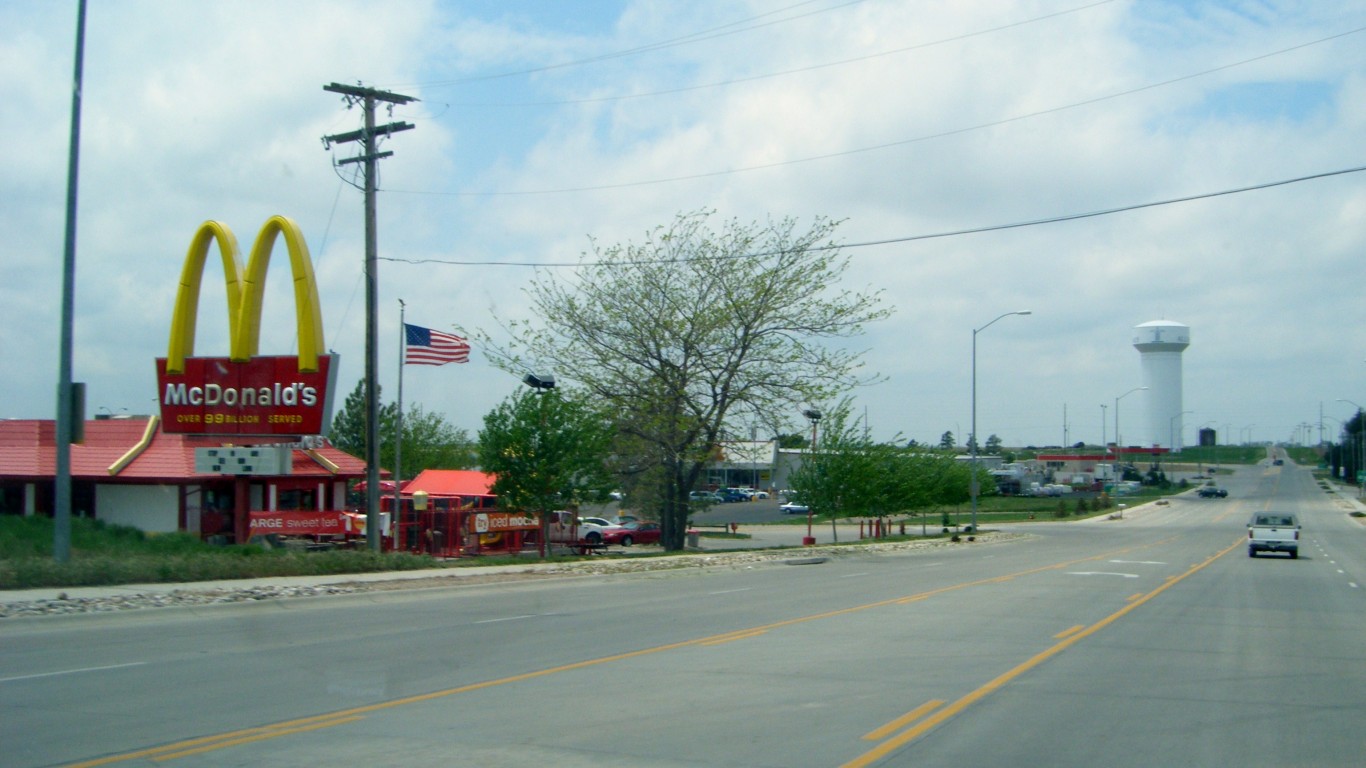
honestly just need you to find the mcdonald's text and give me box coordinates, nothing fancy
[162,381,319,409]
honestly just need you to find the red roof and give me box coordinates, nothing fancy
[403,469,496,497]
[0,417,366,482]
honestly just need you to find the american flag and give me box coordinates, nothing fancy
[404,323,470,365]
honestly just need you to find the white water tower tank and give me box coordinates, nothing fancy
[1132,320,1190,450]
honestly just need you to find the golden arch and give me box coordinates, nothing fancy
[166,215,326,375]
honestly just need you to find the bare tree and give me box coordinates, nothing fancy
[483,210,890,550]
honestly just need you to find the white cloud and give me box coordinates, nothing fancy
[3,0,1364,453]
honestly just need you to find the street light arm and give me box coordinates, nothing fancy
[974,309,1033,335]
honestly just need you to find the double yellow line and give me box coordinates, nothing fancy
[69,712,363,766]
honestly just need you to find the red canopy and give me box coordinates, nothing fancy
[403,469,495,497]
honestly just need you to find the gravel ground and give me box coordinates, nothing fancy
[1,533,1021,620]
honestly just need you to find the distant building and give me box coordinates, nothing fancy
[705,440,779,489]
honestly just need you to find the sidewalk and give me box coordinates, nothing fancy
[0,562,556,608]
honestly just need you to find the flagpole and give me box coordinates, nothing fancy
[394,299,405,550]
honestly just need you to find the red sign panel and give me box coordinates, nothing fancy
[247,510,351,538]
[472,512,539,533]
[156,354,337,436]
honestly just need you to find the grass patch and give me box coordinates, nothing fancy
[1,516,444,590]
[0,515,726,589]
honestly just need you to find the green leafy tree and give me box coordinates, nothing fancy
[482,210,890,550]
[328,380,474,479]
[939,431,955,450]
[327,380,398,464]
[775,433,809,450]
[399,404,476,474]
[789,404,879,542]
[791,402,974,540]
[477,387,616,556]
[985,434,1003,455]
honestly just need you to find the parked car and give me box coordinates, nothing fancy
[690,490,722,504]
[718,488,749,503]
[780,501,809,515]
[601,521,661,546]
[576,516,617,543]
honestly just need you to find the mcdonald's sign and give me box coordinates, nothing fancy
[156,216,338,436]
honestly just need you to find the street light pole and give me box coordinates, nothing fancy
[802,408,822,546]
[1169,410,1193,453]
[1336,399,1363,495]
[1114,386,1147,482]
[523,373,556,557]
[971,310,1031,540]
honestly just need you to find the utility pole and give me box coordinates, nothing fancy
[54,0,88,563]
[322,82,416,552]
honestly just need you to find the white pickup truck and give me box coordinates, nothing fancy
[546,510,614,554]
[1247,512,1300,559]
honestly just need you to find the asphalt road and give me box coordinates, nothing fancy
[3,461,1364,767]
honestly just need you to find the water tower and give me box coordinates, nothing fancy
[1132,320,1190,450]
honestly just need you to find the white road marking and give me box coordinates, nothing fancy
[1109,560,1166,565]
[474,614,538,624]
[708,587,754,595]
[1068,572,1140,578]
[0,661,147,684]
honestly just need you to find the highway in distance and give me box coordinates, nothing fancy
[2,460,1364,767]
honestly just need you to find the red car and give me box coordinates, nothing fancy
[600,521,661,546]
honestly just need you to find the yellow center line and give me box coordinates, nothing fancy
[839,536,1244,768]
[862,700,945,741]
[701,629,769,645]
[1053,624,1086,639]
[64,714,365,767]
[151,716,365,762]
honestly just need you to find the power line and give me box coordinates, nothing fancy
[398,0,869,89]
[436,0,1118,108]
[379,163,1366,268]
[386,23,1366,198]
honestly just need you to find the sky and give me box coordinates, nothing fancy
[3,0,1365,452]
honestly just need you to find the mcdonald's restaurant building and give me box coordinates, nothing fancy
[0,215,374,543]
[0,415,367,542]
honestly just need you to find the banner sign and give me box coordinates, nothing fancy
[472,512,539,533]
[157,216,336,436]
[247,510,350,538]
